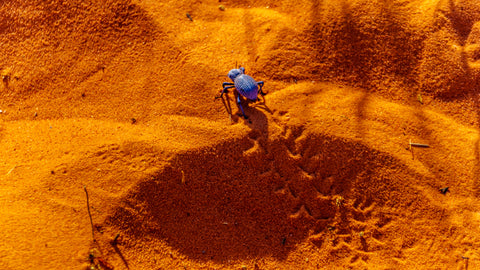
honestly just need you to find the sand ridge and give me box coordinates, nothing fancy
[1,0,480,269]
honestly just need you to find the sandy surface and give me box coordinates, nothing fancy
[1,0,480,269]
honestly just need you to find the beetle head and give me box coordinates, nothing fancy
[227,67,245,81]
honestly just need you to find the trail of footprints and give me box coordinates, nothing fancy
[244,121,391,263]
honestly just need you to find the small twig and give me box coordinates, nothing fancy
[6,165,16,175]
[409,142,430,148]
[112,233,120,246]
[409,139,429,160]
[112,235,130,269]
[84,185,95,242]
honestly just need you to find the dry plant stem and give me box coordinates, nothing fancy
[410,142,430,148]
[6,165,16,175]
[409,140,429,160]
[112,233,120,246]
[84,185,95,242]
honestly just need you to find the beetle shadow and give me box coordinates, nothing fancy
[217,92,234,121]
[244,94,272,143]
[253,94,272,114]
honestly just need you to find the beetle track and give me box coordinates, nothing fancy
[266,124,400,264]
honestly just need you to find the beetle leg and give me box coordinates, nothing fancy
[222,82,234,88]
[216,85,235,99]
[257,81,266,96]
[236,94,248,119]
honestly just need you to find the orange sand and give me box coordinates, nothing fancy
[1,0,480,269]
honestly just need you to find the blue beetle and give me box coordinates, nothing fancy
[216,67,265,119]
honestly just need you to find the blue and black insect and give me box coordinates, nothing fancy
[216,67,265,119]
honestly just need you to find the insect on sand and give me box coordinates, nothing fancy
[215,66,266,119]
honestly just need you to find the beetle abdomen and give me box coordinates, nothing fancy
[235,74,259,100]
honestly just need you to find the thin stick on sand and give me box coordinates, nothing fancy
[409,139,430,160]
[84,185,95,242]
[6,165,16,175]
[409,142,430,148]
